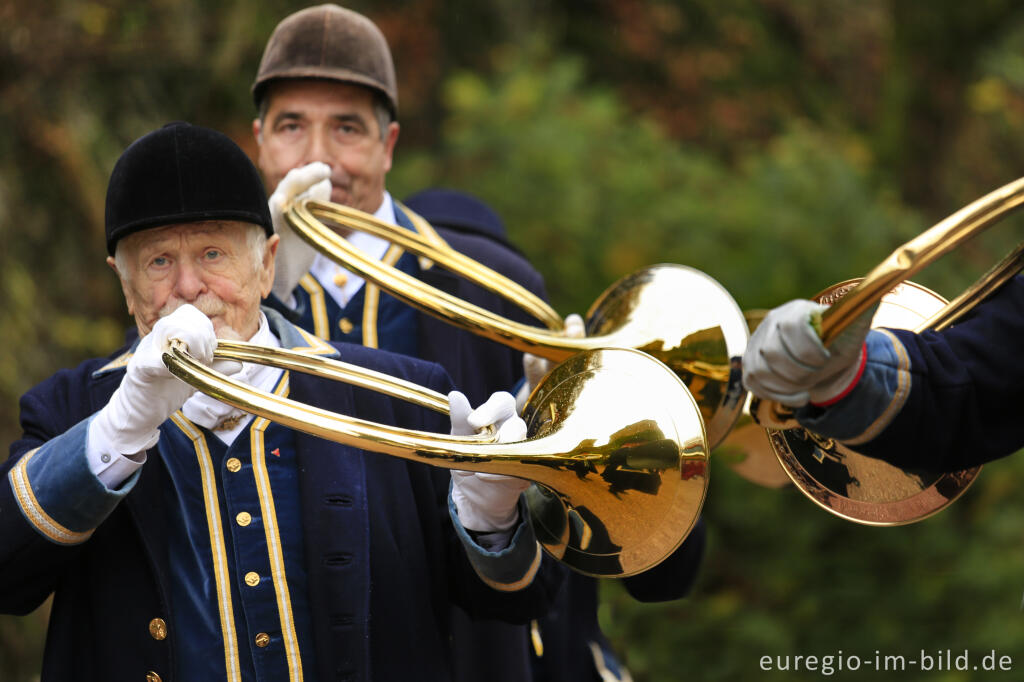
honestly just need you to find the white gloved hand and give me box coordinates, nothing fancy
[90,304,217,454]
[742,299,874,408]
[516,313,585,412]
[269,162,332,302]
[449,390,530,532]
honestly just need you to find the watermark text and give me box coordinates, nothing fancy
[759,650,1013,676]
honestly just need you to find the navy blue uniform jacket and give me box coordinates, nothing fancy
[0,330,561,681]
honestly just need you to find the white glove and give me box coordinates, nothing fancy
[449,390,530,532]
[516,313,585,412]
[269,162,332,302]
[90,304,217,454]
[742,299,874,407]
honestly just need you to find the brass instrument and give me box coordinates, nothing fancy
[284,199,749,450]
[163,341,709,578]
[753,176,1024,525]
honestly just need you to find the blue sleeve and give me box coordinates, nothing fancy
[448,493,547,592]
[7,417,140,546]
[1,360,137,615]
[797,276,1024,471]
[796,329,912,444]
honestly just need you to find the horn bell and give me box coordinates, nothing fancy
[164,341,709,577]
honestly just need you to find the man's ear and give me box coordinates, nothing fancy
[259,234,280,299]
[107,255,135,316]
[253,117,263,146]
[381,121,400,174]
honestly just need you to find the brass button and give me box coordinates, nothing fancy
[254,632,271,648]
[236,511,252,527]
[146,671,162,682]
[338,317,354,334]
[226,457,242,473]
[148,618,167,641]
[244,571,261,587]
[333,272,349,287]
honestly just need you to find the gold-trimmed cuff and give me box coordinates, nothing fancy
[9,449,94,545]
[844,328,912,446]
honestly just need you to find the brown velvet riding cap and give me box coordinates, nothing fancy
[252,4,398,118]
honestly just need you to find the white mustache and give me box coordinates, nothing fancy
[158,293,226,320]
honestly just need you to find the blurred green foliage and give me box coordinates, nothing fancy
[392,47,931,314]
[4,1,1024,680]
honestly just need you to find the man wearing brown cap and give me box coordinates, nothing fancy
[250,6,560,681]
[251,5,548,405]
[0,122,561,682]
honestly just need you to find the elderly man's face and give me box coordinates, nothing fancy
[108,221,279,339]
[253,80,399,215]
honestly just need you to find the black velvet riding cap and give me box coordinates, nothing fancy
[105,122,273,255]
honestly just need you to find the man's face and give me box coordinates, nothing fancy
[108,221,279,340]
[254,80,400,214]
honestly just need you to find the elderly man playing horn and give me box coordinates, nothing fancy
[0,122,562,682]
[742,279,1024,471]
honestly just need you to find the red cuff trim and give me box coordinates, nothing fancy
[811,343,867,408]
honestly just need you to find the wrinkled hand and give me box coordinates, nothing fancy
[449,390,530,532]
[269,162,332,302]
[516,313,585,412]
[91,305,217,454]
[742,299,874,407]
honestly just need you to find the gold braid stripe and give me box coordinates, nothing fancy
[9,448,94,545]
[845,328,913,446]
[250,373,305,681]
